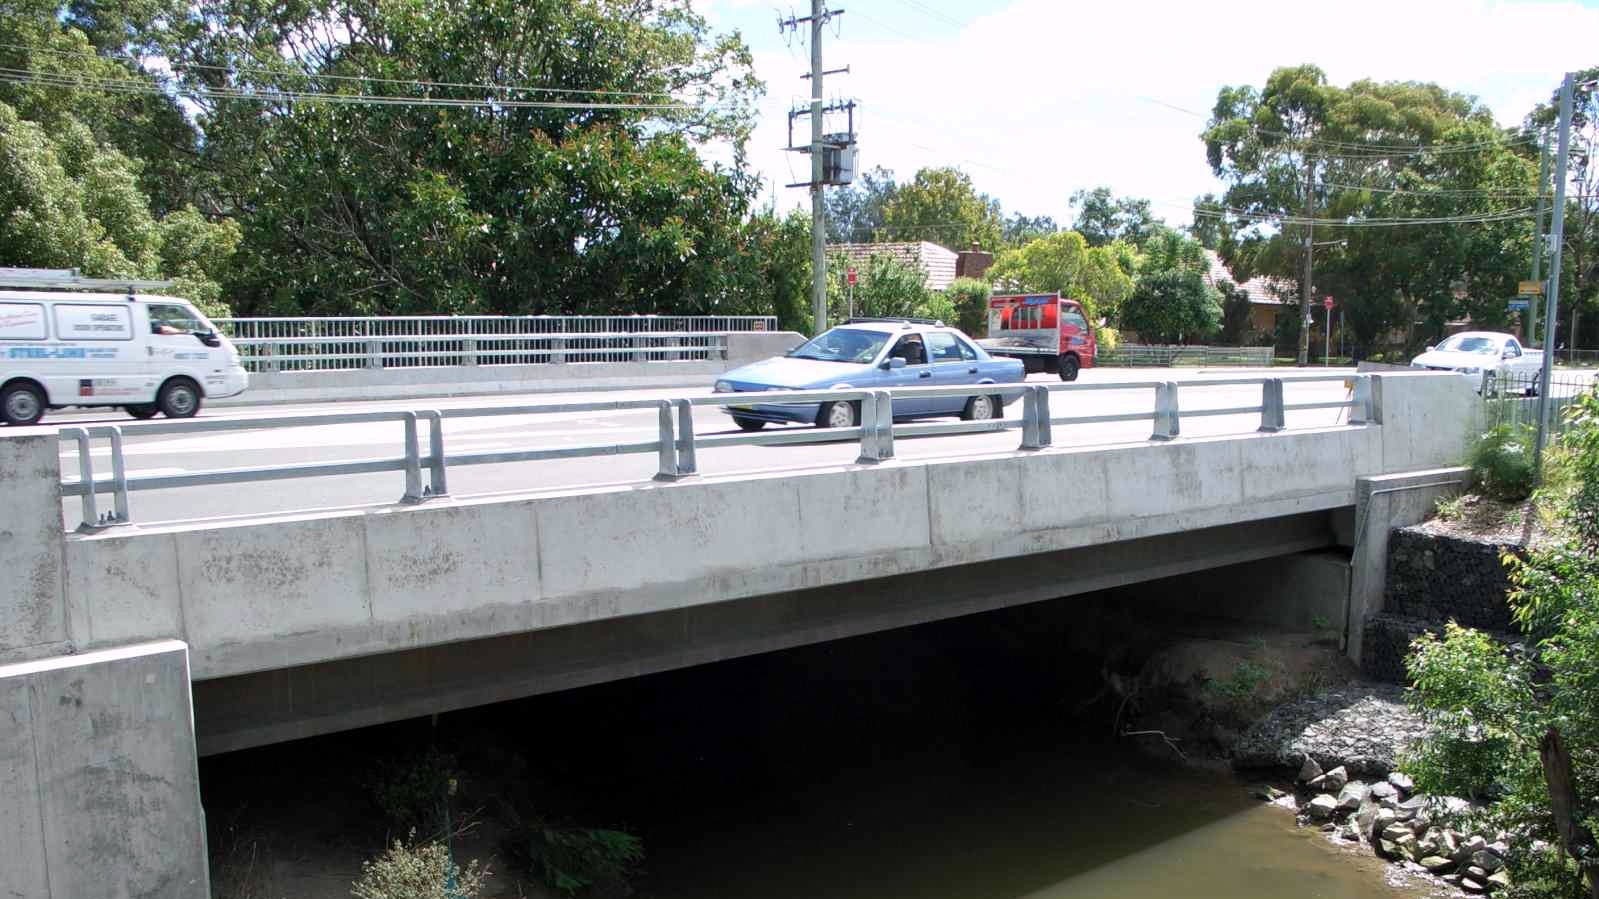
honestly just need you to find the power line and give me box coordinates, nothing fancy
[1139,96,1536,155]
[0,68,693,111]
[887,0,965,28]
[0,41,679,99]
[1190,204,1535,228]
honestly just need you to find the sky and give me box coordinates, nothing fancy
[699,0,1599,235]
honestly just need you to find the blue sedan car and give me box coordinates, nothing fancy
[712,319,1027,430]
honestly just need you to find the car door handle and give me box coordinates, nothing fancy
[918,370,932,378]
[968,367,978,374]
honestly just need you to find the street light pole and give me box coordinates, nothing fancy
[1534,73,1574,483]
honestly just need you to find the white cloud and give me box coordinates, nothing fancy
[730,0,1598,231]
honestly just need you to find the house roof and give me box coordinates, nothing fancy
[829,241,959,292]
[1202,250,1294,306]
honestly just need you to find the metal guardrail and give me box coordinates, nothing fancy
[1482,369,1598,439]
[57,375,1371,529]
[1096,345,1275,368]
[212,315,777,373]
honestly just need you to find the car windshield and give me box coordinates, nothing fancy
[787,327,889,363]
[1437,336,1500,354]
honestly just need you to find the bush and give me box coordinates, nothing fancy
[369,748,459,840]
[351,839,485,899]
[1121,269,1221,344]
[521,826,644,897]
[1468,424,1537,502]
[945,277,991,335]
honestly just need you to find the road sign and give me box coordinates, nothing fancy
[1519,280,1545,296]
[847,267,857,286]
[1323,296,1335,310]
[1508,298,1531,312]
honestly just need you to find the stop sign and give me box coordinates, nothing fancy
[847,267,858,286]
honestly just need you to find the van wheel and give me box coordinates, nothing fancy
[157,378,202,418]
[1058,353,1080,381]
[1,381,46,426]
[126,404,159,420]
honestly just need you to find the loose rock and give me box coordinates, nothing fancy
[1420,855,1456,874]
[1335,781,1367,814]
[1367,781,1399,802]
[1388,771,1415,795]
[1298,755,1324,783]
[1472,850,1503,873]
[1306,794,1339,820]
[1308,765,1350,793]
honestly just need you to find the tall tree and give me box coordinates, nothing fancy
[825,166,897,244]
[1002,212,1058,247]
[876,167,1004,251]
[1204,65,1536,357]
[1069,186,1160,248]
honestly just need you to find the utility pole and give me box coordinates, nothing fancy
[1298,154,1316,367]
[1530,132,1550,345]
[779,4,852,337]
[1534,72,1574,482]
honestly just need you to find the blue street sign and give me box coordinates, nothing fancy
[1508,298,1531,312]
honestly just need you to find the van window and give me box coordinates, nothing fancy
[53,304,132,341]
[0,302,48,340]
[147,303,208,336]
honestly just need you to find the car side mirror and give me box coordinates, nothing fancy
[882,357,907,370]
[195,330,221,348]
[1425,345,1435,352]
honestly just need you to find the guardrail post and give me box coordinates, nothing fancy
[1258,378,1285,432]
[106,426,130,524]
[366,338,383,370]
[400,412,425,503]
[673,399,697,476]
[719,335,730,362]
[633,335,647,363]
[422,410,448,497]
[873,390,895,460]
[1349,375,1374,425]
[1021,385,1053,449]
[1151,381,1180,440]
[65,429,98,527]
[464,337,479,367]
[856,393,881,463]
[653,401,680,480]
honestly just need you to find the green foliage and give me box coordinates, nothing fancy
[1205,660,1270,702]
[945,277,991,335]
[827,251,929,323]
[1556,383,1599,545]
[826,166,897,244]
[1405,390,1599,897]
[1468,424,1537,502]
[523,826,644,897]
[1217,280,1254,346]
[986,230,1133,332]
[1121,270,1222,344]
[1138,226,1207,276]
[369,748,459,841]
[350,838,485,899]
[1068,187,1160,248]
[877,167,1003,251]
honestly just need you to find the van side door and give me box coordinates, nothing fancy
[45,302,143,404]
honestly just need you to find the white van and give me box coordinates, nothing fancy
[0,278,248,426]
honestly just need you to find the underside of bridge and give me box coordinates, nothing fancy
[194,509,1346,755]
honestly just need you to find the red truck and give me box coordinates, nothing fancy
[975,292,1097,381]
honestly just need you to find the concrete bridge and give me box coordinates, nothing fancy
[0,370,1476,898]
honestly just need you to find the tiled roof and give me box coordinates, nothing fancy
[829,241,959,291]
[1202,249,1294,306]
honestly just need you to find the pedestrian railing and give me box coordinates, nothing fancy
[58,375,1370,529]
[212,315,777,372]
[1482,370,1598,439]
[1097,345,1275,368]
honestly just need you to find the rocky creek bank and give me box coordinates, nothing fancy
[1233,684,1516,895]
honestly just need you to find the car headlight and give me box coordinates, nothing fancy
[714,380,733,393]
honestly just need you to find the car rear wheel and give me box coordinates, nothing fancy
[733,416,766,432]
[1,381,46,426]
[961,394,998,421]
[816,401,858,429]
[1058,353,1080,381]
[157,377,202,418]
[125,404,158,420]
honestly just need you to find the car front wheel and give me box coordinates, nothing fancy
[733,416,766,432]
[816,401,859,429]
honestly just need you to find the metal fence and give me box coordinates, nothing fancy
[1483,370,1598,439]
[212,315,778,373]
[59,375,1369,528]
[1097,345,1275,368]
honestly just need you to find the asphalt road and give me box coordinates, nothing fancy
[42,366,1565,530]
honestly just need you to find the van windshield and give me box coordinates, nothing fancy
[147,302,209,336]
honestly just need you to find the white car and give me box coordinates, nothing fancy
[1410,331,1543,394]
